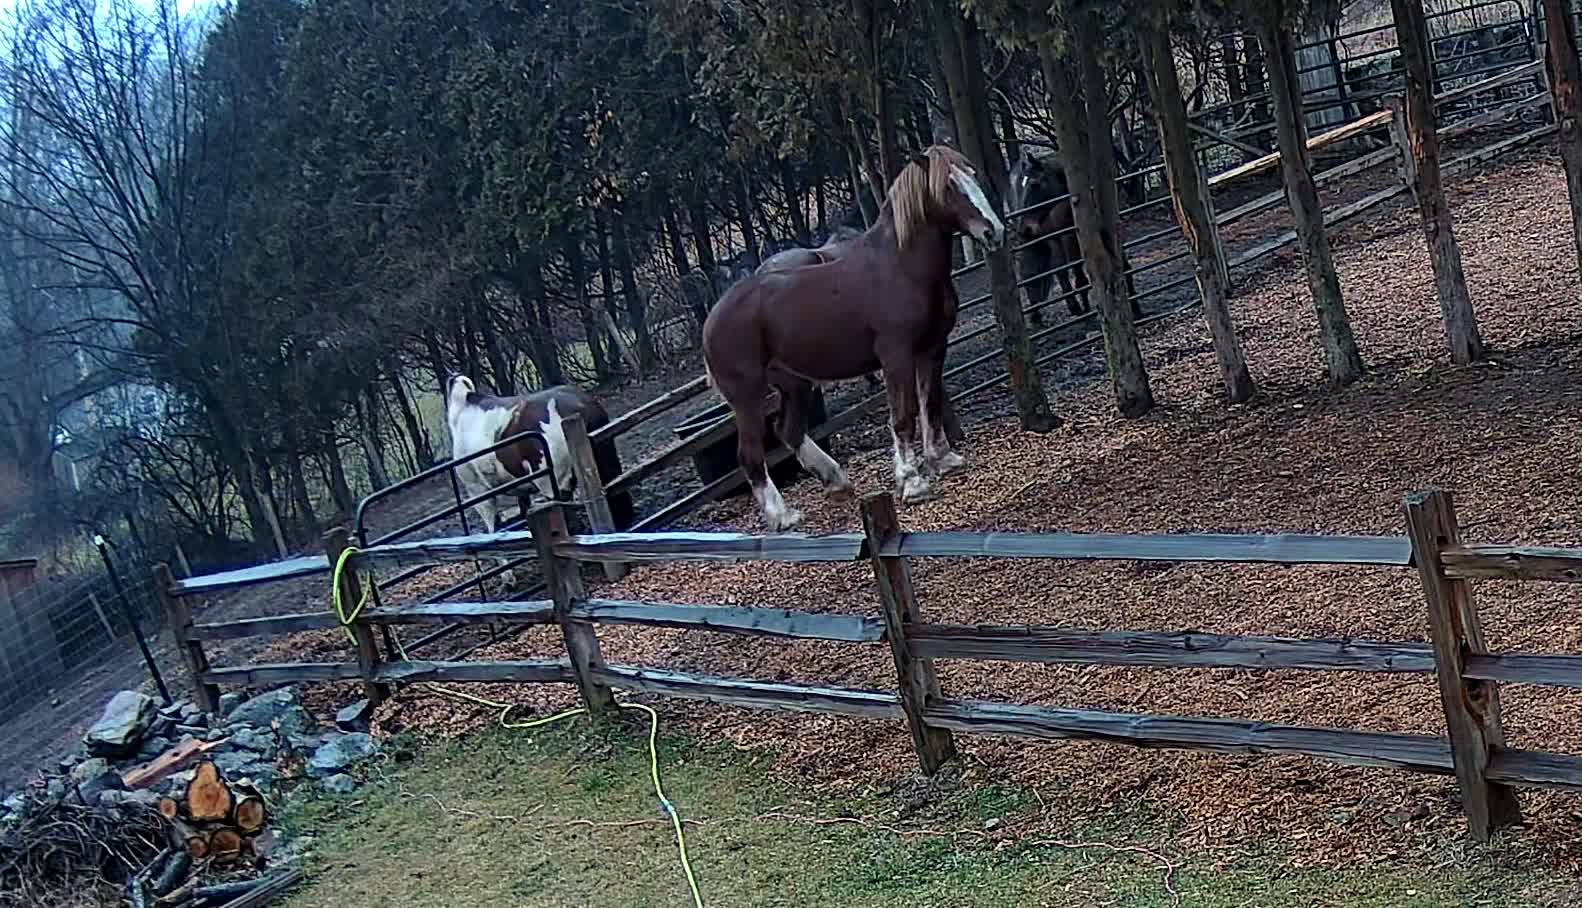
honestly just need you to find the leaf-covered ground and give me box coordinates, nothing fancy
[366,144,1582,871]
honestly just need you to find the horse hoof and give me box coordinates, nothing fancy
[766,508,805,532]
[933,452,968,476]
[827,478,856,500]
[900,477,935,505]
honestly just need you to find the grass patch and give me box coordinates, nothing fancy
[279,717,1579,908]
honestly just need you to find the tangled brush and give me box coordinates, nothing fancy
[0,786,165,908]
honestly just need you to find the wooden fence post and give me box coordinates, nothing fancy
[529,503,615,714]
[1403,490,1521,840]
[153,563,220,714]
[860,492,956,774]
[561,413,626,581]
[325,528,391,706]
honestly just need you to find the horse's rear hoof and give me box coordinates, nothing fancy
[933,451,968,476]
[900,476,935,505]
[766,508,805,532]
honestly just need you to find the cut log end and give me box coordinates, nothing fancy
[158,797,180,821]
[234,796,267,833]
[186,761,234,822]
[208,828,245,863]
[185,835,209,860]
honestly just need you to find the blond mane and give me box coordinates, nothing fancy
[888,145,975,249]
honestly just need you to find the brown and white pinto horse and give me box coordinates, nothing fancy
[445,375,635,535]
[702,145,1005,531]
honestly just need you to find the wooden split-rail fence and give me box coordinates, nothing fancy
[159,487,1582,841]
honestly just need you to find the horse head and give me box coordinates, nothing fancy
[446,373,477,416]
[892,145,1004,253]
[1008,149,1072,243]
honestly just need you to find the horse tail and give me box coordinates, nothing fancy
[583,406,636,531]
[594,436,636,530]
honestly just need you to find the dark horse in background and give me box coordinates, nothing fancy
[445,375,636,534]
[702,145,1005,531]
[1007,147,1141,320]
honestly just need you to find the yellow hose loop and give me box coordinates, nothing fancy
[330,545,371,643]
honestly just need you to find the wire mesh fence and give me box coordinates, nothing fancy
[0,547,172,793]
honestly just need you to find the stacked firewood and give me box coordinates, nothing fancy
[157,762,270,865]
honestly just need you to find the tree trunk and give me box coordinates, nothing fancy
[733,169,759,254]
[1543,0,1582,275]
[686,193,718,279]
[850,117,888,205]
[326,439,356,513]
[1222,34,1246,121]
[1389,0,1485,365]
[387,358,434,466]
[1256,19,1364,386]
[210,407,277,558]
[853,0,902,183]
[360,388,391,485]
[661,204,708,331]
[932,0,1057,431]
[848,146,879,225]
[815,176,828,234]
[594,210,622,327]
[1036,21,1154,418]
[612,210,656,373]
[926,53,958,144]
[456,294,482,381]
[1144,21,1256,403]
[475,294,515,394]
[517,255,565,386]
[997,94,1020,164]
[247,448,289,558]
[779,159,810,243]
[1245,35,1271,151]
[421,331,447,396]
[282,427,316,534]
[564,231,609,381]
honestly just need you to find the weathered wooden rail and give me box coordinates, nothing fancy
[158,488,1582,842]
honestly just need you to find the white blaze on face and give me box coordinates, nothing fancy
[950,164,1004,245]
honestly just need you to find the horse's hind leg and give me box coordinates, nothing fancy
[882,355,933,505]
[721,379,802,531]
[916,347,965,477]
[772,374,852,498]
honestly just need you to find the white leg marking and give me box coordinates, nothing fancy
[915,373,966,477]
[795,437,852,497]
[892,428,933,504]
[752,477,803,532]
[916,373,941,466]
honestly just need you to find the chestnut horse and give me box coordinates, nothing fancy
[702,145,1005,531]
